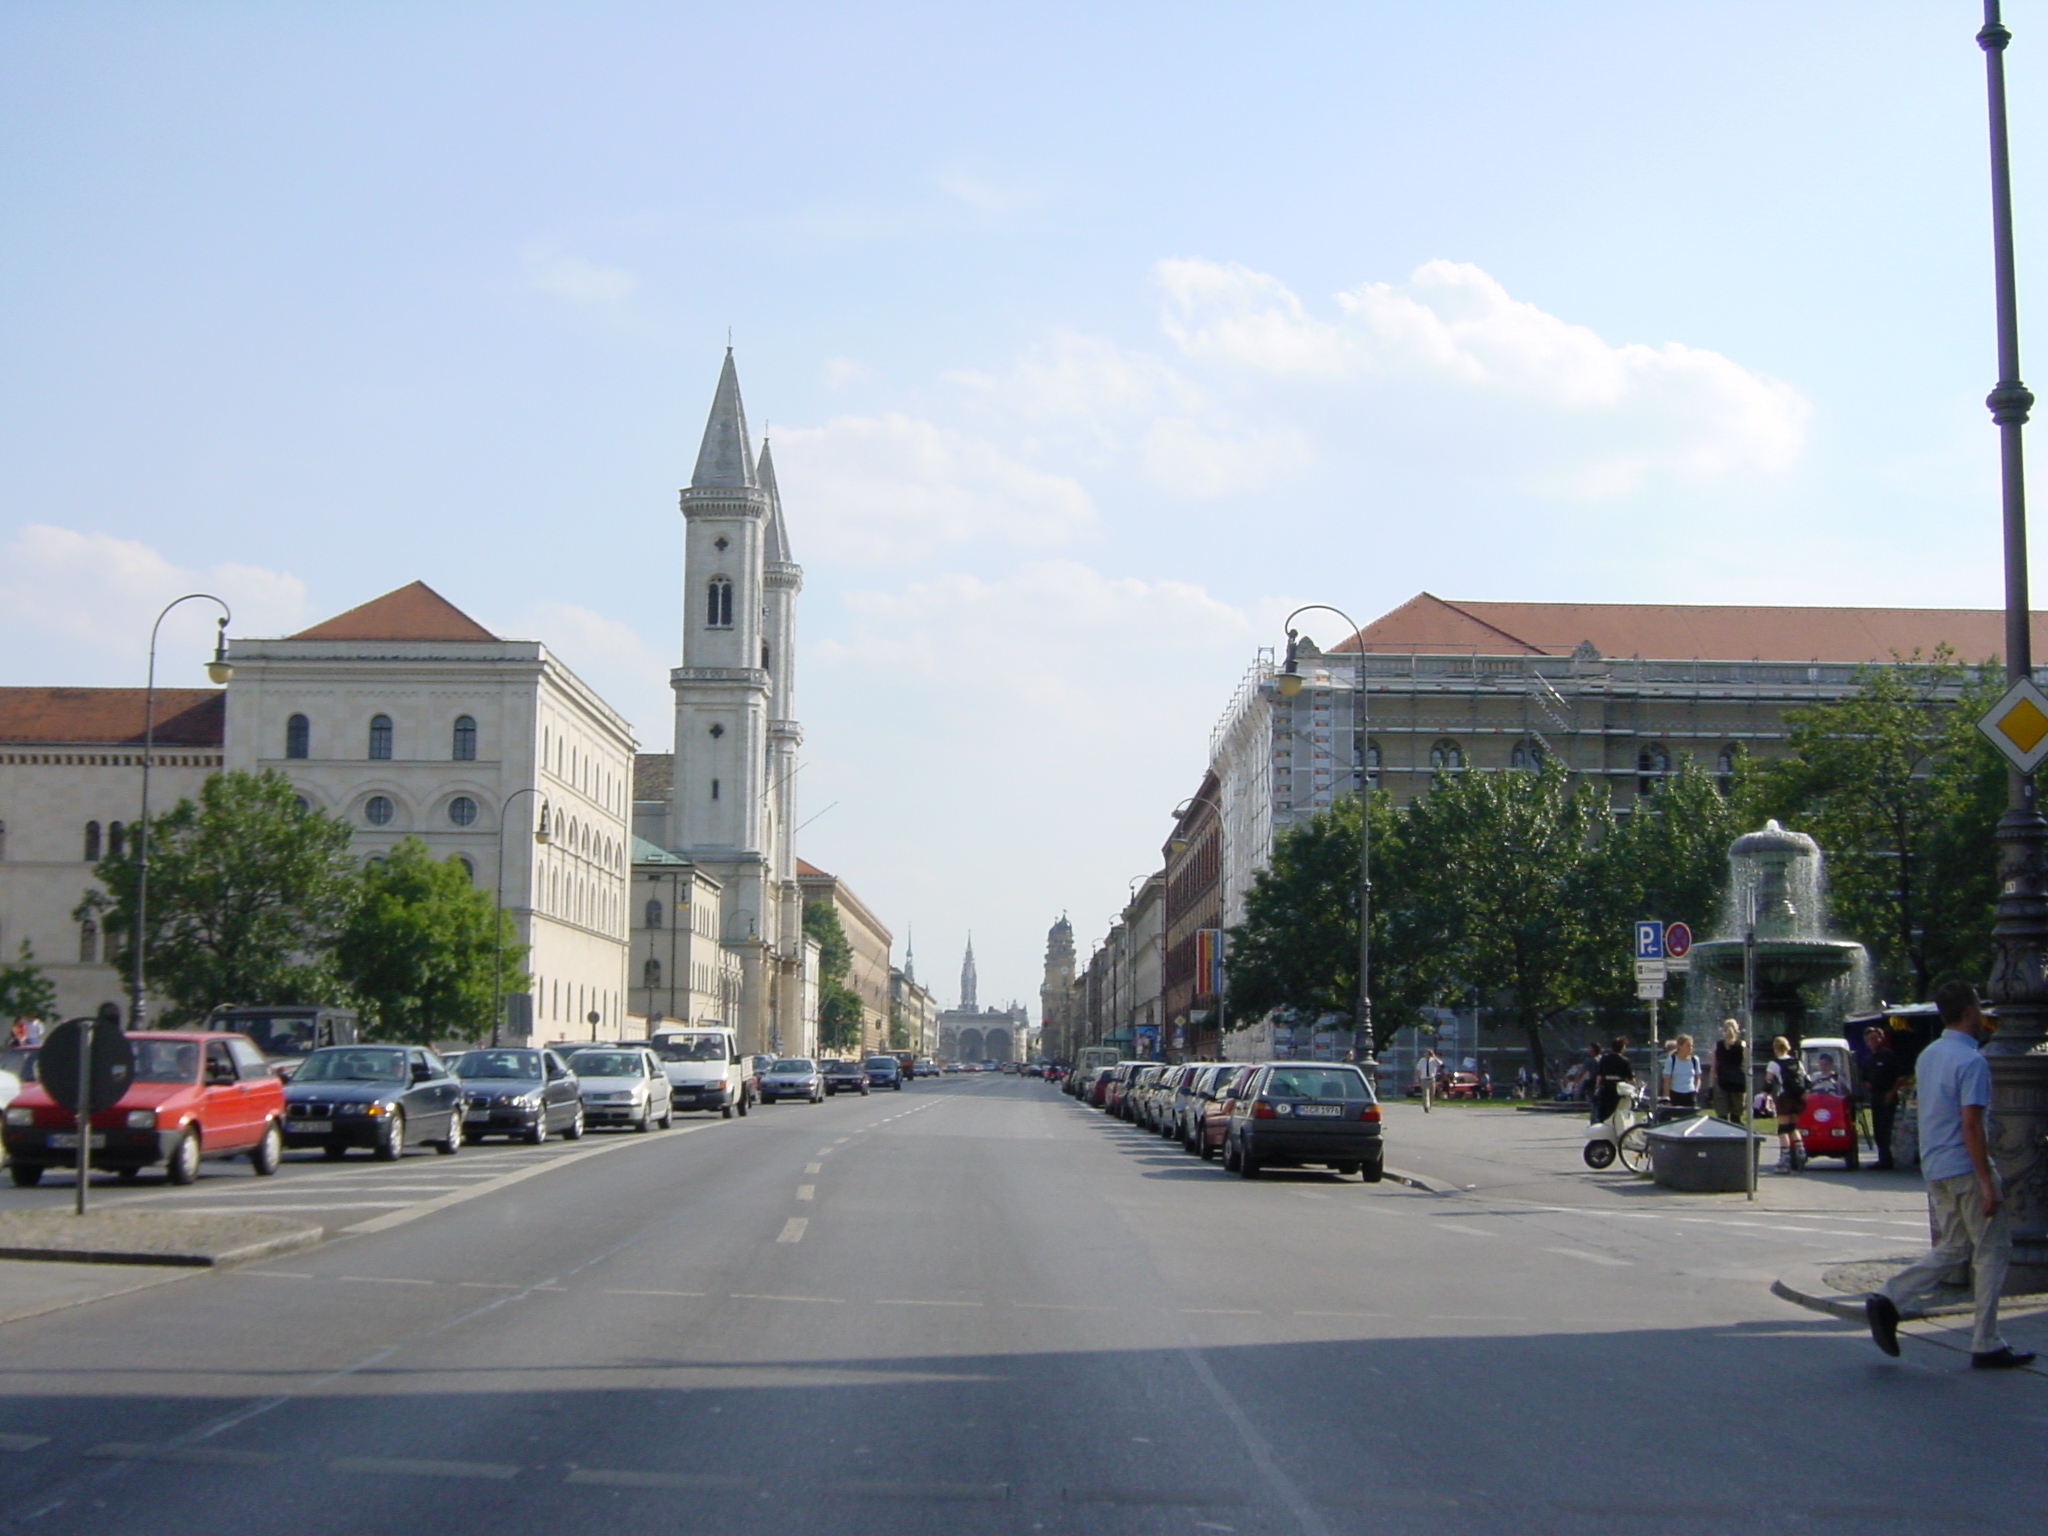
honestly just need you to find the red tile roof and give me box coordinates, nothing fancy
[0,688,224,746]
[290,581,498,643]
[796,858,829,878]
[1338,592,2047,664]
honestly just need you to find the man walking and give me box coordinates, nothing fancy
[1414,1047,1441,1112]
[1866,982,2035,1369]
[1862,1024,1901,1172]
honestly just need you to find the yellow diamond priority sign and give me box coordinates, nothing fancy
[1978,676,2048,773]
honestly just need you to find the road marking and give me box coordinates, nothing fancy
[1427,1314,1527,1322]
[805,1162,822,1174]
[1180,1308,1261,1316]
[457,1281,519,1289]
[0,1434,49,1452]
[568,1468,751,1489]
[1292,1310,1392,1319]
[816,1148,834,1157]
[1012,1302,1115,1311]
[731,1292,842,1303]
[330,1455,517,1480]
[86,1442,279,1467]
[777,1217,808,1243]
[829,1480,1009,1501]
[158,1202,413,1213]
[336,1275,434,1286]
[604,1288,705,1297]
[1433,1223,1495,1238]
[796,1185,815,1201]
[1544,1248,1632,1267]
[244,1271,314,1280]
[875,1298,983,1307]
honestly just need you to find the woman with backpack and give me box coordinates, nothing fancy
[1767,1035,1808,1171]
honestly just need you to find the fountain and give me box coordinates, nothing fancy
[1689,821,1870,1044]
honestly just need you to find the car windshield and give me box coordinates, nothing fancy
[652,1034,727,1062]
[293,1049,408,1084]
[770,1059,814,1072]
[1264,1067,1371,1101]
[130,1039,202,1083]
[569,1052,644,1077]
[865,1059,896,1071]
[452,1050,542,1080]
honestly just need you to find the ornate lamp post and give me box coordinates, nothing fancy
[1977,1,2048,1274]
[1274,602,1375,1067]
[131,595,233,1026]
[492,789,551,1047]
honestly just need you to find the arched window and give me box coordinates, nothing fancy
[1362,737,1383,783]
[368,715,393,760]
[364,795,395,827]
[645,898,663,931]
[107,822,125,859]
[1510,737,1546,771]
[285,713,310,759]
[79,919,98,964]
[1429,739,1465,773]
[453,715,477,761]
[455,856,475,882]
[1637,742,1671,796]
[643,958,662,990]
[83,821,102,862]
[447,796,478,827]
[706,576,734,629]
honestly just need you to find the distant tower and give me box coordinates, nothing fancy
[960,935,978,1011]
[1041,913,1077,1061]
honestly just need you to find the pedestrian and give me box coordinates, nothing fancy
[23,1017,42,1047]
[1866,982,2036,1370]
[1767,1036,1807,1171]
[1593,1036,1633,1125]
[1414,1047,1441,1112]
[1661,1034,1704,1110]
[1863,1024,1901,1172]
[1711,1019,1746,1121]
[1584,1042,1605,1122]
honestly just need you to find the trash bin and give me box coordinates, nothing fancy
[1645,1113,1762,1192]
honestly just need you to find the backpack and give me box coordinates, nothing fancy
[1775,1053,1807,1098]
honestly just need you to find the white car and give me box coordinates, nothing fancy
[564,1046,673,1132]
[758,1058,824,1104]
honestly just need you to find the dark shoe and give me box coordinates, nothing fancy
[1971,1346,2037,1370]
[1866,1294,1901,1357]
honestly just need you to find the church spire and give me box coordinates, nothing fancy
[759,437,792,562]
[961,935,978,1011]
[691,348,758,490]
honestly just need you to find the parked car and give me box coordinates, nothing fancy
[647,1026,750,1118]
[1169,1064,1226,1149]
[822,1059,870,1096]
[566,1046,673,1132]
[913,1058,938,1078]
[1197,1065,1261,1161]
[282,1045,466,1159]
[4,1032,285,1186]
[449,1047,584,1143]
[863,1055,904,1091]
[759,1058,824,1104]
[1223,1061,1384,1182]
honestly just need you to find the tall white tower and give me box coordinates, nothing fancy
[960,936,978,1012]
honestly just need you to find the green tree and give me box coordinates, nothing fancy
[0,942,58,1023]
[804,898,863,1052]
[334,838,526,1045]
[83,770,358,1024]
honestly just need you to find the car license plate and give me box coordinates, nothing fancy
[1297,1105,1343,1117]
[47,1133,107,1149]
[293,1120,333,1134]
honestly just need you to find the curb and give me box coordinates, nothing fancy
[1383,1166,1460,1195]
[0,1223,322,1270]
[1771,1261,1868,1319]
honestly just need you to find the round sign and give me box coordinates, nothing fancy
[39,1015,136,1117]
[1665,922,1693,959]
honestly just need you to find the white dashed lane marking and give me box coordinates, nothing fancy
[1543,1248,1632,1267]
[796,1185,815,1201]
[776,1217,808,1243]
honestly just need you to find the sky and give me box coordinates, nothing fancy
[4,2,2046,1013]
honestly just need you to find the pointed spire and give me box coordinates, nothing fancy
[961,934,978,1011]
[759,437,793,561]
[690,348,758,490]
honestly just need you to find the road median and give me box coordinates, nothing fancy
[0,1209,321,1269]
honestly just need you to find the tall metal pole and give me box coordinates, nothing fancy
[131,596,231,1027]
[1979,1,2048,1271]
[492,788,549,1048]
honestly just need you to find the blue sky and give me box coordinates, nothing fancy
[3,2,2043,1010]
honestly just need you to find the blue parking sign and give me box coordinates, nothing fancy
[1634,921,1664,959]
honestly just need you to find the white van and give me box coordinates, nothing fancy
[649,1027,751,1118]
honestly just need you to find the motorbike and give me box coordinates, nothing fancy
[1583,1080,1651,1172]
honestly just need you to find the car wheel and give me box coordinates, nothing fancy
[1221,1136,1239,1173]
[859,1086,868,1097]
[434,1111,463,1156]
[719,1095,734,1120]
[166,1128,202,1185]
[251,1120,283,1175]
[633,1106,650,1133]
[1237,1146,1261,1180]
[9,1163,44,1187]
[323,1140,348,1160]
[523,1117,547,1146]
[1199,1134,1216,1162]
[660,1102,675,1130]
[1361,1158,1384,1184]
[736,1090,749,1117]
[374,1110,405,1161]
[562,1107,584,1141]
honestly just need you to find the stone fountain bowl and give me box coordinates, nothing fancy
[1689,935,1863,989]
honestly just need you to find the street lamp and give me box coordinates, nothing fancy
[1276,603,1374,1068]
[492,789,551,1047]
[131,595,232,1026]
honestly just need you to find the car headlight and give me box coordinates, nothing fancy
[510,1093,541,1110]
[4,1106,32,1127]
[125,1109,157,1130]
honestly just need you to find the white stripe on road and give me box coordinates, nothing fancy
[329,1455,518,1480]
[796,1185,815,1201]
[1543,1248,1632,1267]
[776,1217,808,1243]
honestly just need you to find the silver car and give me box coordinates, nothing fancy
[564,1046,673,1132]
[759,1057,824,1104]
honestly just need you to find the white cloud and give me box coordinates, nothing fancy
[0,524,308,684]
[520,245,639,305]
[1155,258,1348,377]
[775,413,1095,564]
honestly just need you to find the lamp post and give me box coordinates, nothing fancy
[1275,603,1374,1068]
[131,595,233,1027]
[492,789,551,1047]
[1169,793,1226,1059]
[1978,1,2048,1267]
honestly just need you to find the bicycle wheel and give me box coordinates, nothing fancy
[1617,1123,1651,1174]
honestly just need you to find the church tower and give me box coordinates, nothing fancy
[960,936,978,1011]
[1041,914,1077,1062]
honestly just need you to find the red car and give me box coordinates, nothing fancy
[1197,1065,1261,1160]
[2,1032,286,1187]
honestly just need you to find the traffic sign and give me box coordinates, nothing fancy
[1977,676,2048,772]
[1633,921,1664,960]
[40,1016,134,1118]
[1636,976,1666,1001]
[1634,959,1668,982]
[1665,921,1693,973]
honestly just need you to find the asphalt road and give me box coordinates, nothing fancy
[0,1077,2038,1535]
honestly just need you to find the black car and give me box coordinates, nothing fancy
[1223,1062,1383,1182]
[450,1047,585,1143]
[821,1059,869,1096]
[282,1045,466,1159]
[862,1055,904,1091]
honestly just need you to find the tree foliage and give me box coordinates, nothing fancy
[83,771,358,1025]
[0,943,58,1023]
[804,898,863,1051]
[334,838,526,1045]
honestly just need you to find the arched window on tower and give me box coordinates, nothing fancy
[645,898,663,931]
[285,713,310,759]
[1510,738,1546,772]
[79,918,98,964]
[83,822,101,862]
[108,821,125,859]
[453,715,477,761]
[1716,743,1742,794]
[1637,742,1671,796]
[1429,739,1464,774]
[643,958,662,990]
[707,576,734,629]
[369,714,393,760]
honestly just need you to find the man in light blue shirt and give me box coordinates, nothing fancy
[1866,982,2034,1369]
